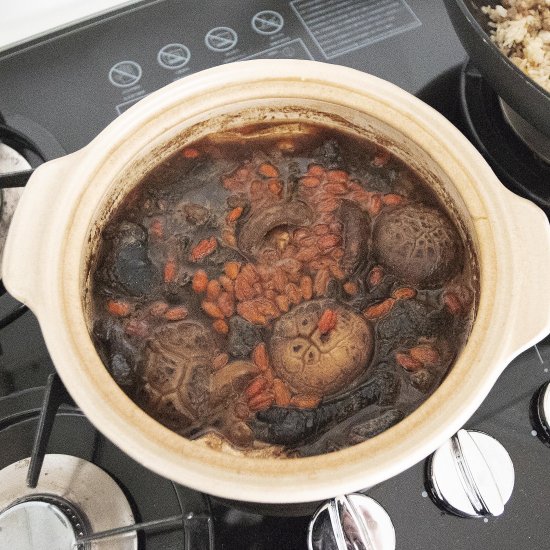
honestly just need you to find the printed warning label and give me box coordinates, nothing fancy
[290,0,421,59]
[243,39,314,61]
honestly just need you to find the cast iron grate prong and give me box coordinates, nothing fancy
[73,512,213,546]
[0,168,34,189]
[0,301,28,331]
[0,278,28,338]
[0,119,46,164]
[27,372,72,488]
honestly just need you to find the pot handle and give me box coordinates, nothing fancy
[504,194,550,361]
[2,153,79,312]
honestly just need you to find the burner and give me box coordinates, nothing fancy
[426,429,514,518]
[0,454,137,549]
[0,380,213,549]
[460,60,550,214]
[0,501,81,550]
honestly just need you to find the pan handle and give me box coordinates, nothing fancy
[504,194,550,362]
[1,153,80,312]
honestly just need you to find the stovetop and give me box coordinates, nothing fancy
[1,1,550,549]
[0,0,464,153]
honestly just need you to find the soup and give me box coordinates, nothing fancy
[89,122,478,457]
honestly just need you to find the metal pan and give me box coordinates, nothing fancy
[443,0,550,137]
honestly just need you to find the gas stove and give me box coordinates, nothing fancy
[0,1,549,549]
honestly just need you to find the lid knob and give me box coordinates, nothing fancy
[427,429,514,518]
[308,493,395,550]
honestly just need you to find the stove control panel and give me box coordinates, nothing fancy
[0,0,464,152]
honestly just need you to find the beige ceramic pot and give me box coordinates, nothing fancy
[3,60,550,505]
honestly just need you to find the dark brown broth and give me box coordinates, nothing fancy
[89,122,478,457]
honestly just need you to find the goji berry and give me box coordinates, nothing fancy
[318,309,337,334]
[190,237,217,262]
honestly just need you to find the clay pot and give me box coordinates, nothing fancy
[3,60,550,505]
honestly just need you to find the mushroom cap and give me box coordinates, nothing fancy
[140,321,214,426]
[269,299,374,396]
[372,203,462,288]
[237,200,314,258]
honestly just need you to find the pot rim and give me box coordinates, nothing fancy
[9,60,547,503]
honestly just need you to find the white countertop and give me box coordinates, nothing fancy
[0,0,139,52]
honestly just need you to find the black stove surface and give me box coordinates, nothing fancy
[1,1,550,549]
[0,0,463,153]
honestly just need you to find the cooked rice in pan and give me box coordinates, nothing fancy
[482,1,550,93]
